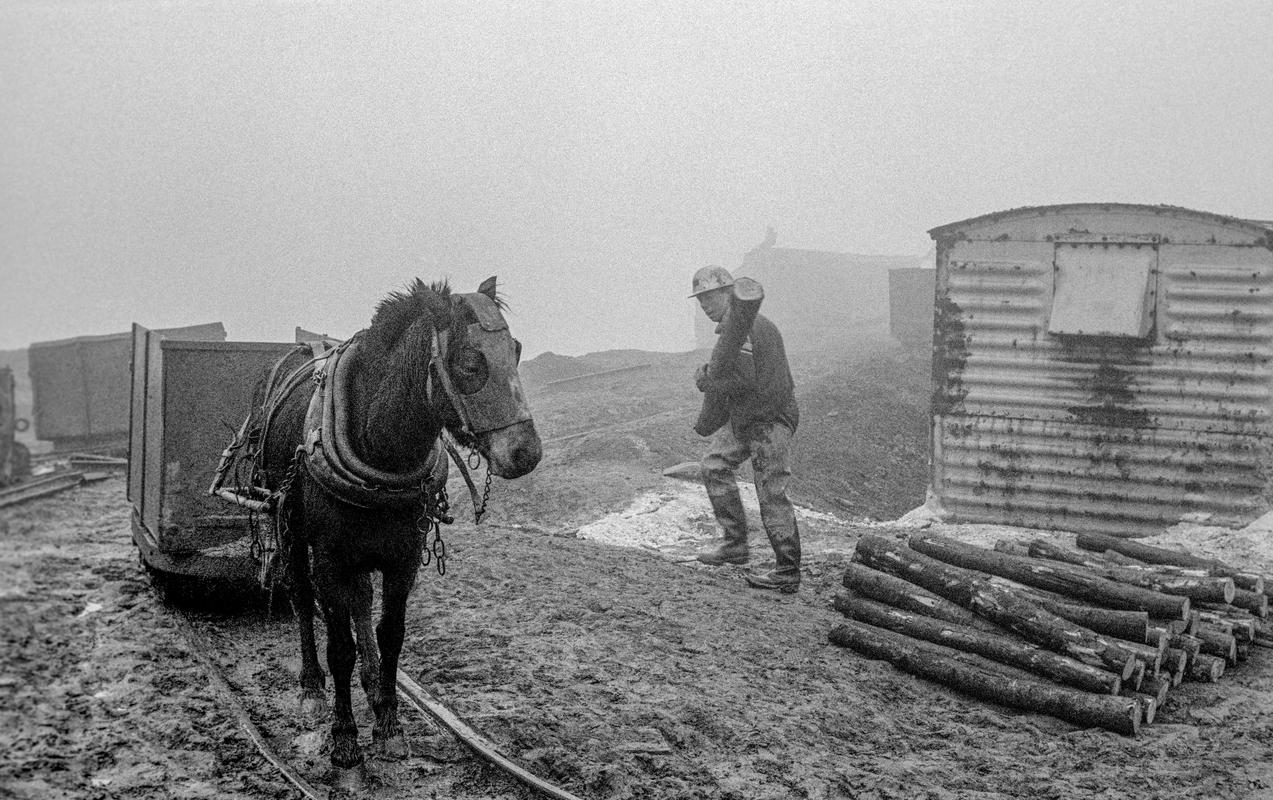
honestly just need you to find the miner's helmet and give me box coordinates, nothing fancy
[688,265,735,298]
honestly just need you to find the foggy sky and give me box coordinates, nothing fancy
[3,1,1272,356]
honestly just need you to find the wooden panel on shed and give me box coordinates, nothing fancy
[1049,243,1157,338]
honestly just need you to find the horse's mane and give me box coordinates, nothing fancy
[363,278,453,356]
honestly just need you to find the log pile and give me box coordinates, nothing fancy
[828,531,1273,736]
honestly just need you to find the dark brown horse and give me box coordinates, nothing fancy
[260,277,541,790]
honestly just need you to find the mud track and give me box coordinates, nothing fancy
[6,473,1273,800]
[5,342,1273,798]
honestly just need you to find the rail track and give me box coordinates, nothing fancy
[0,470,111,509]
[171,607,584,800]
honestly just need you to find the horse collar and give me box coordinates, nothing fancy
[301,336,447,510]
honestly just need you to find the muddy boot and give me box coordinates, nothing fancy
[696,539,750,566]
[746,522,801,593]
[697,491,750,565]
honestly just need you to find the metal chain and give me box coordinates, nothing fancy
[474,454,493,523]
[417,480,451,576]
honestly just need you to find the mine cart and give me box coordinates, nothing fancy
[927,203,1273,536]
[31,322,226,454]
[127,324,294,582]
[0,367,31,486]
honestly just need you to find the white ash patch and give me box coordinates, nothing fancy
[575,479,852,555]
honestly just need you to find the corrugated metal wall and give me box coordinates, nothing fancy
[930,205,1273,535]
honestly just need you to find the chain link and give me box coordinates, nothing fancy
[474,454,493,523]
[417,479,451,576]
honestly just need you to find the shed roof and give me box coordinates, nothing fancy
[928,203,1273,241]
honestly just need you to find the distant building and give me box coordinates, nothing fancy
[693,228,926,352]
[889,267,936,347]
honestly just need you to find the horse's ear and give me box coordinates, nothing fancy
[477,276,498,302]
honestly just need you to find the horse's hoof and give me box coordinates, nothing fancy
[299,693,329,725]
[329,762,366,795]
[374,732,410,761]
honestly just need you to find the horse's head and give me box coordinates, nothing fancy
[434,277,542,479]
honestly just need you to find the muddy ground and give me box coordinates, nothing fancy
[4,336,1273,799]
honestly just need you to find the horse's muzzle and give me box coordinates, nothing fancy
[483,420,542,479]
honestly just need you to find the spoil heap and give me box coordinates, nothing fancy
[829,532,1272,736]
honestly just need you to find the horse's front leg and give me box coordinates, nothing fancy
[350,573,382,720]
[315,571,366,790]
[372,558,419,760]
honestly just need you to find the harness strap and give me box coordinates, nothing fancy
[430,325,472,434]
[301,335,447,509]
[209,343,326,498]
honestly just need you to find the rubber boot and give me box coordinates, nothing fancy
[746,522,801,593]
[697,489,750,566]
[696,538,750,566]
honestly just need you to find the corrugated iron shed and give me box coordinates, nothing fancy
[927,203,1273,536]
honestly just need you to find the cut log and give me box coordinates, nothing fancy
[1119,692,1156,725]
[1189,653,1225,683]
[980,573,1151,642]
[1138,675,1171,709]
[1184,611,1199,635]
[1115,637,1165,677]
[1076,532,1267,594]
[1230,589,1269,618]
[1236,574,1264,594]
[993,540,1032,557]
[1126,660,1146,692]
[1015,592,1149,644]
[1167,634,1202,672]
[1027,540,1235,603]
[1253,632,1273,649]
[832,595,1122,695]
[908,533,1190,620]
[1145,626,1169,648]
[840,563,1001,633]
[827,620,1141,736]
[854,535,1137,678]
[1196,612,1252,643]
[1163,648,1187,686]
[1100,549,1145,567]
[1194,601,1262,627]
[1192,625,1238,665]
[1237,641,1250,662]
[1102,548,1262,593]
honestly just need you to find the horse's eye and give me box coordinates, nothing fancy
[455,347,489,394]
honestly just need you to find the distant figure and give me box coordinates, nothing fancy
[688,265,801,593]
